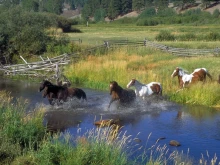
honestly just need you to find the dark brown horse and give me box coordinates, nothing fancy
[108,81,136,108]
[171,67,212,89]
[39,80,87,105]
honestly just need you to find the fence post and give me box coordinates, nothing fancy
[39,56,44,61]
[104,41,109,48]
[20,56,31,68]
[144,38,146,46]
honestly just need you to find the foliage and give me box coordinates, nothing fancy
[0,6,72,64]
[213,9,220,18]
[138,7,156,19]
[94,8,106,22]
[155,31,176,41]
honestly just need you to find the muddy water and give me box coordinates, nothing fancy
[1,79,220,162]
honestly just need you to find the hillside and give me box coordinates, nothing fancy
[61,2,220,20]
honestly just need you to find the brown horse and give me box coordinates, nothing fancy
[108,81,136,108]
[39,80,87,105]
[171,67,212,89]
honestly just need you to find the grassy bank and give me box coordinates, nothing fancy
[64,47,220,107]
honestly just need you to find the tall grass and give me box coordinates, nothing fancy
[64,47,220,107]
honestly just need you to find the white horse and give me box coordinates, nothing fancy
[126,79,162,100]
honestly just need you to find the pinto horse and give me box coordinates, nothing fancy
[126,79,162,100]
[171,67,212,89]
[108,81,136,109]
[39,80,87,105]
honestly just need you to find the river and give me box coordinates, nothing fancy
[0,79,220,163]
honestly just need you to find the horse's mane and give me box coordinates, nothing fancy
[178,67,189,73]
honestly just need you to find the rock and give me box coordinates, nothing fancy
[134,138,141,143]
[94,119,120,127]
[169,140,181,146]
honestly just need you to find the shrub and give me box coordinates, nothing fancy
[178,33,197,41]
[213,9,220,18]
[155,31,175,41]
[205,32,220,41]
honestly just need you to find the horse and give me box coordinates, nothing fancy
[39,80,87,105]
[126,79,162,100]
[171,67,212,89]
[108,81,136,109]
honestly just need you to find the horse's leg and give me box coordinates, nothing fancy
[108,98,117,109]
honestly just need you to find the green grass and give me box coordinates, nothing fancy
[64,46,220,107]
[69,24,220,48]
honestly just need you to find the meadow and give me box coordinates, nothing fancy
[65,24,220,107]
[68,24,220,48]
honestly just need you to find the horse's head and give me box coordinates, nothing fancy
[109,81,118,95]
[127,79,136,88]
[171,67,180,78]
[39,80,53,92]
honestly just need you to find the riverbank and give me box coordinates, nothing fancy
[64,47,220,108]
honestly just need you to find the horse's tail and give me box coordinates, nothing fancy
[82,90,87,101]
[206,70,212,81]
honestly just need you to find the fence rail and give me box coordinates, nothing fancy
[1,38,219,79]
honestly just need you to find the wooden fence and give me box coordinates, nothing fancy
[0,38,219,79]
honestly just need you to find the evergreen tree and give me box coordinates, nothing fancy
[108,0,121,20]
[101,0,109,10]
[121,0,132,15]
[42,0,63,14]
[132,0,145,12]
[81,3,92,20]
[154,0,169,10]
[22,0,39,12]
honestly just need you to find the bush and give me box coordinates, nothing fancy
[155,31,175,41]
[178,33,197,41]
[205,32,220,41]
[213,9,220,18]
[138,7,156,19]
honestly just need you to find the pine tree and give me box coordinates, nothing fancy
[108,0,121,20]
[121,0,132,15]
[132,0,145,12]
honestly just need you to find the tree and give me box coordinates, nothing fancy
[81,3,92,20]
[39,0,63,14]
[108,0,121,20]
[94,8,106,22]
[22,0,39,12]
[121,0,132,15]
[154,0,169,11]
[132,0,145,12]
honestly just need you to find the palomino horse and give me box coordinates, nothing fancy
[126,79,162,100]
[171,67,212,89]
[39,80,87,105]
[108,81,136,109]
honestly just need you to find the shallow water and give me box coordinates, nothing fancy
[1,79,220,162]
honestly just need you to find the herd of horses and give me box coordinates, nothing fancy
[39,67,217,108]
